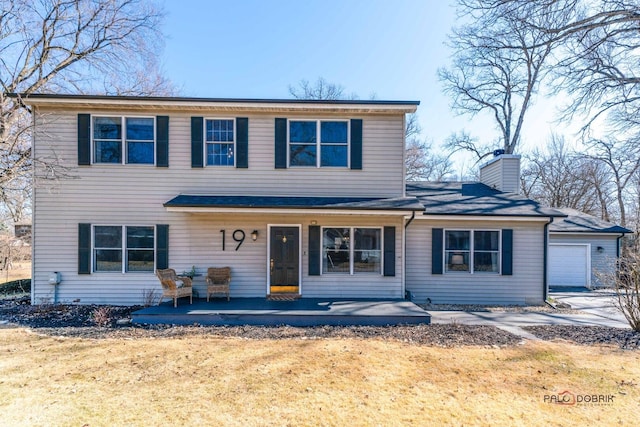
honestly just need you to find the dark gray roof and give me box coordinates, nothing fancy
[406,182,565,217]
[549,208,632,234]
[10,93,420,106]
[164,195,425,211]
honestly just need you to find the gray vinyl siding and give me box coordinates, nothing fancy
[405,219,546,305]
[479,156,520,193]
[42,109,405,197]
[32,212,404,305]
[549,233,620,287]
[31,109,406,305]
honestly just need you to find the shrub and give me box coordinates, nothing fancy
[597,252,640,331]
[91,306,113,327]
[0,279,31,295]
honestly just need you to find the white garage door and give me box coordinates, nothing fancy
[549,244,589,287]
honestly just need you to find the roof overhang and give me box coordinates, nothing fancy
[10,93,419,114]
[549,230,633,236]
[414,214,559,222]
[164,195,425,216]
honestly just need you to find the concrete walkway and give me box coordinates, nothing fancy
[427,288,630,339]
[428,309,628,328]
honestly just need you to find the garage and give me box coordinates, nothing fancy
[548,244,590,287]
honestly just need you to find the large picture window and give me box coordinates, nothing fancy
[289,120,348,167]
[206,119,235,166]
[93,116,155,164]
[445,230,500,273]
[322,227,381,274]
[93,226,155,272]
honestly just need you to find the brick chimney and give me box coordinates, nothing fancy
[479,151,521,194]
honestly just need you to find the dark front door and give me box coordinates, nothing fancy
[270,227,300,294]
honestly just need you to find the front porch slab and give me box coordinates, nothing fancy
[132,298,431,326]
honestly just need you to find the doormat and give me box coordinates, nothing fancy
[267,293,301,301]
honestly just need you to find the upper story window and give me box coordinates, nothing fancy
[289,120,348,167]
[93,116,155,164]
[206,119,235,166]
[445,229,500,273]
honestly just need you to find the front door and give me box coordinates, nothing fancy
[269,226,300,294]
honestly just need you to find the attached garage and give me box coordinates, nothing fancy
[549,208,631,289]
[548,244,589,287]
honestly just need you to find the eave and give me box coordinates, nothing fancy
[9,93,419,114]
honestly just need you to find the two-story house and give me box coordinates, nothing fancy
[23,95,425,305]
[18,94,629,307]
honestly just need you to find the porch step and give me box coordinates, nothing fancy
[267,293,301,301]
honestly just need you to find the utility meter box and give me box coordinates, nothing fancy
[48,272,61,285]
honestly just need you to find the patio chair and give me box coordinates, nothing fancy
[156,268,193,307]
[206,267,231,301]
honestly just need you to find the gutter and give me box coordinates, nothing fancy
[543,216,554,301]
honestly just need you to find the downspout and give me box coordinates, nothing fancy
[405,211,416,229]
[403,211,416,300]
[543,216,554,301]
[30,108,37,306]
[616,233,625,258]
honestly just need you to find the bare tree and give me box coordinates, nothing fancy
[289,77,357,101]
[528,0,640,134]
[405,139,454,181]
[0,0,175,225]
[438,0,573,158]
[585,137,640,227]
[521,134,614,218]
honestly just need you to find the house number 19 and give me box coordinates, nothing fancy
[220,229,246,251]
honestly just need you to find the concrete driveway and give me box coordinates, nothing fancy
[427,287,630,339]
[549,287,628,326]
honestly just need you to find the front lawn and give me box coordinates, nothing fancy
[0,328,638,426]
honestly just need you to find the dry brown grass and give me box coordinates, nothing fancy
[0,328,638,426]
[1,261,31,283]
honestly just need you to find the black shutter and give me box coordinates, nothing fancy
[309,225,321,276]
[236,117,249,168]
[502,229,513,276]
[156,224,169,270]
[78,114,91,165]
[432,228,444,275]
[78,223,91,274]
[156,116,169,167]
[350,119,362,170]
[274,118,287,169]
[384,226,395,277]
[191,117,204,168]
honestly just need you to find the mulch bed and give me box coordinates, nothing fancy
[1,295,640,349]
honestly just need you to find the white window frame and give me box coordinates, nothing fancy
[91,115,156,165]
[321,226,383,275]
[92,225,156,273]
[287,119,350,168]
[204,118,236,167]
[444,229,501,274]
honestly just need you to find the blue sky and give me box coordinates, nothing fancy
[161,0,559,170]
